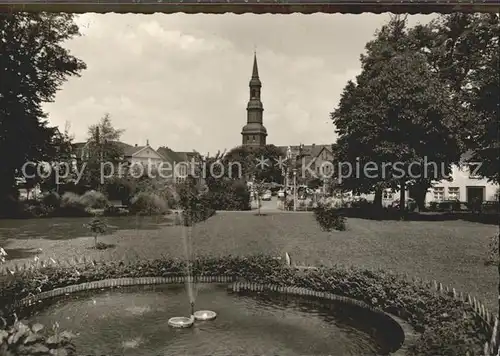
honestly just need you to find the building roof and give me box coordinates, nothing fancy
[276,144,332,158]
[157,146,184,163]
[176,151,200,162]
[123,145,145,157]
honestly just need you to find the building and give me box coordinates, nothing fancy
[123,141,164,169]
[238,53,334,188]
[276,144,334,180]
[73,141,197,183]
[241,52,267,147]
[425,152,499,205]
[357,153,499,207]
[157,147,200,183]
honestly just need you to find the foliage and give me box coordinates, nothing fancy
[79,190,109,209]
[131,171,179,208]
[307,178,323,190]
[180,194,216,226]
[225,144,284,183]
[313,205,347,231]
[85,217,108,249]
[189,152,251,211]
[485,233,499,266]
[129,192,169,216]
[77,114,126,190]
[36,123,76,193]
[0,319,76,356]
[104,177,135,204]
[408,14,500,184]
[409,316,488,356]
[41,192,61,209]
[58,192,90,217]
[102,206,128,217]
[0,13,86,214]
[0,255,489,356]
[178,180,216,225]
[331,16,462,213]
[20,201,53,218]
[0,248,6,264]
[205,180,250,211]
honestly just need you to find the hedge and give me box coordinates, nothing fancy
[0,255,493,356]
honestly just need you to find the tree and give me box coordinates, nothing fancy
[252,178,268,216]
[0,13,86,214]
[407,14,499,185]
[36,122,77,193]
[78,114,125,190]
[225,144,284,183]
[331,17,462,213]
[85,217,107,249]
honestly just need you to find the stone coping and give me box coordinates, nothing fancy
[14,275,416,355]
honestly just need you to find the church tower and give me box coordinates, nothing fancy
[241,52,267,147]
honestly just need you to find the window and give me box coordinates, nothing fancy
[433,187,444,201]
[448,187,460,200]
[383,190,394,200]
[251,89,257,98]
[468,163,481,179]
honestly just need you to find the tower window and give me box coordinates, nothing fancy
[251,89,257,98]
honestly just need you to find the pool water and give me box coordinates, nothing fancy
[27,284,387,355]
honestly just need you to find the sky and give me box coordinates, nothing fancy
[44,13,435,154]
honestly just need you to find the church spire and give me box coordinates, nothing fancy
[242,51,267,147]
[252,50,259,78]
[249,51,261,90]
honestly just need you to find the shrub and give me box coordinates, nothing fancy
[180,193,216,225]
[79,190,109,209]
[0,255,489,356]
[206,180,250,211]
[85,217,108,249]
[60,192,85,209]
[0,320,76,356]
[129,192,168,215]
[313,204,346,231]
[351,198,370,209]
[103,206,128,217]
[104,177,135,203]
[22,202,52,218]
[41,191,60,208]
[485,233,499,266]
[57,192,90,217]
[409,316,487,356]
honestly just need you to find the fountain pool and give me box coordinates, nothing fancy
[26,283,399,355]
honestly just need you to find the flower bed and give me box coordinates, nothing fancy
[0,255,494,355]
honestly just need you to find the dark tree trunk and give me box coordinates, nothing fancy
[409,181,430,212]
[373,188,383,209]
[399,180,406,220]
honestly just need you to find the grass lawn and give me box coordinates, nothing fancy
[2,212,498,312]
